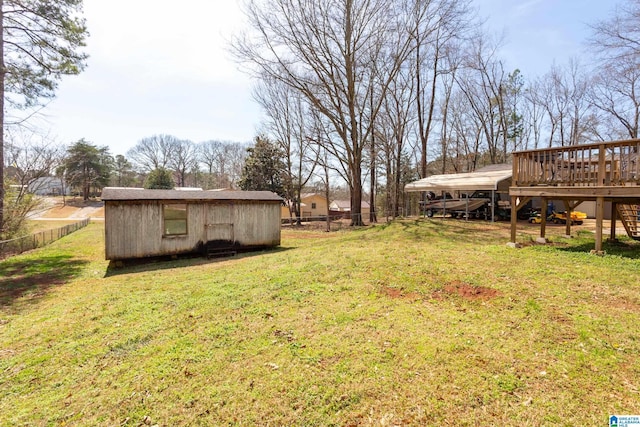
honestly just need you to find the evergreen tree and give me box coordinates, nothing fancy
[238,136,286,197]
[63,139,112,200]
[112,154,136,187]
[1,0,89,233]
[144,168,175,189]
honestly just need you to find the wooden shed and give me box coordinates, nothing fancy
[102,188,282,260]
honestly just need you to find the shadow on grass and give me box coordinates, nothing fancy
[104,246,294,277]
[393,217,510,243]
[557,238,640,259]
[0,255,89,308]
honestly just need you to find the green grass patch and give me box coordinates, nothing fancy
[1,220,639,425]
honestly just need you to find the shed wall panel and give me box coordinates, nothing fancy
[105,199,281,260]
[206,203,234,242]
[233,203,281,246]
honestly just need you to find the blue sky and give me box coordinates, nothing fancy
[476,0,615,76]
[35,0,619,157]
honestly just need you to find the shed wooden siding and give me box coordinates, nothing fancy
[104,199,281,260]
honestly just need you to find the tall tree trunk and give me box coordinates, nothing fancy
[345,0,363,227]
[324,157,331,232]
[0,0,5,235]
[369,88,377,223]
[394,138,401,217]
[369,135,377,223]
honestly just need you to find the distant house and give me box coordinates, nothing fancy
[329,199,371,220]
[102,187,282,260]
[281,193,328,221]
[27,177,70,196]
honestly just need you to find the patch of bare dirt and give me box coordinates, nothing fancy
[432,281,501,301]
[33,198,104,220]
[40,205,79,219]
[602,297,640,313]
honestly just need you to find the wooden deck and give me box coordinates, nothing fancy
[509,139,640,252]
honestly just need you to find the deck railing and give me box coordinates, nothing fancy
[512,139,640,187]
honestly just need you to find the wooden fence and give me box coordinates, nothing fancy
[0,218,90,259]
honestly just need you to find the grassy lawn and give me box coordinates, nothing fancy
[26,220,85,234]
[1,220,639,426]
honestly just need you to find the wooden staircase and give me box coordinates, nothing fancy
[617,204,640,240]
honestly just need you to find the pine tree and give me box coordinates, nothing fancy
[238,136,286,198]
[144,168,175,190]
[1,0,88,232]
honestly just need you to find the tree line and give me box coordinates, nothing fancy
[3,0,640,236]
[1,133,250,239]
[231,0,640,225]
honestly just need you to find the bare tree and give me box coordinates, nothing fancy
[127,134,178,172]
[523,79,546,150]
[447,89,483,171]
[533,61,593,147]
[233,0,421,225]
[223,142,250,189]
[4,130,63,194]
[588,1,640,64]
[2,131,62,237]
[199,139,231,189]
[588,3,640,139]
[111,154,137,187]
[377,65,415,218]
[413,0,472,178]
[168,139,198,187]
[254,75,318,224]
[454,32,509,164]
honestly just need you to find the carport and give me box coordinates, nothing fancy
[404,164,513,221]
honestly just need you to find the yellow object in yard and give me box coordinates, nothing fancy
[548,211,587,225]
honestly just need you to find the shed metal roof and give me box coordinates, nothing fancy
[404,164,512,192]
[101,187,283,202]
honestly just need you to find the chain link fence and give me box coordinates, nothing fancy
[0,218,90,259]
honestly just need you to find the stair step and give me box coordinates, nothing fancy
[616,204,640,240]
[207,249,237,259]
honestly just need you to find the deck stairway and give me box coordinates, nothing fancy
[617,204,640,240]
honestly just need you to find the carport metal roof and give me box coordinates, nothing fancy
[404,164,512,192]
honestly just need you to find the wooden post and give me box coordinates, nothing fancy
[610,202,617,241]
[540,197,547,240]
[564,201,572,237]
[595,196,604,253]
[510,196,517,243]
[598,144,606,186]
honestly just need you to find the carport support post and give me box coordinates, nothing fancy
[442,196,446,219]
[465,193,469,221]
[491,190,495,223]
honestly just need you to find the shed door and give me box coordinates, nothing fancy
[206,204,234,243]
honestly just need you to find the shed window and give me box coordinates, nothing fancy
[163,204,188,236]
[311,202,317,209]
